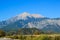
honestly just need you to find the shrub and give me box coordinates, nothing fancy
[55,36,60,40]
[0,30,6,37]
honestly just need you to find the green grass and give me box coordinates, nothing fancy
[5,34,60,40]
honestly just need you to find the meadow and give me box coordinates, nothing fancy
[5,34,60,40]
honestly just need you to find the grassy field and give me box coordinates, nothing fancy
[5,34,60,40]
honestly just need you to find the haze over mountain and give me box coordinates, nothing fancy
[0,12,60,33]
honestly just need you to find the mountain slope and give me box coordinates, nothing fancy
[0,12,60,33]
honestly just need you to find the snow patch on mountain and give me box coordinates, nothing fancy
[16,12,44,20]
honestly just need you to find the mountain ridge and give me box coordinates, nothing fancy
[0,12,60,33]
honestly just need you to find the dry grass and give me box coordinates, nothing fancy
[5,34,60,40]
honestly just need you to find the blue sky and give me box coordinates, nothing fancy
[0,0,60,21]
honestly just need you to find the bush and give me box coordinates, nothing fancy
[0,30,6,37]
[55,36,60,40]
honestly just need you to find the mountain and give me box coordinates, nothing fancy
[0,12,60,34]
